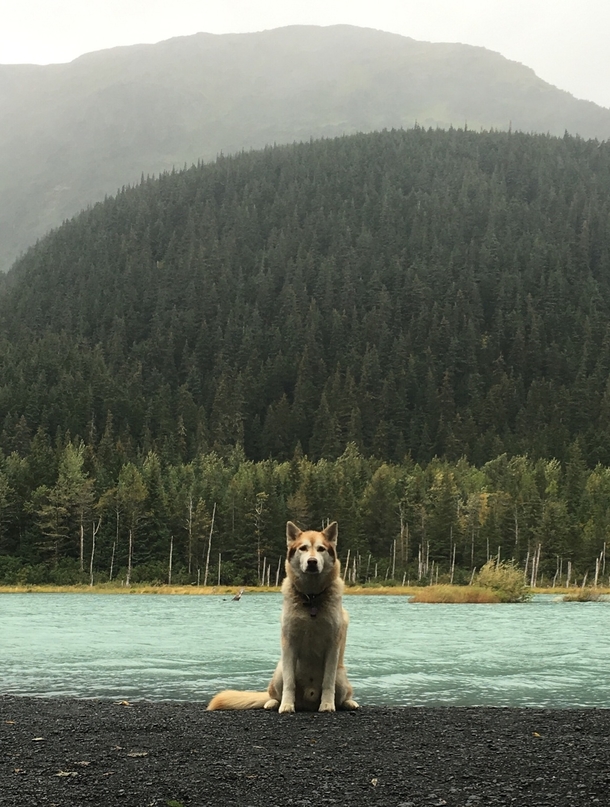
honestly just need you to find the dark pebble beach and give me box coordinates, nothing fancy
[1,697,609,807]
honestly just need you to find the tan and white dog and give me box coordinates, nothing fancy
[207,521,358,713]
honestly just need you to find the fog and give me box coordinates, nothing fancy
[2,0,609,109]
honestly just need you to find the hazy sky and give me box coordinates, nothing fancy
[2,0,609,109]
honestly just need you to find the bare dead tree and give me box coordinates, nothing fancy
[186,495,194,577]
[203,502,217,587]
[89,517,102,587]
[168,535,174,586]
[109,503,119,583]
[275,555,282,587]
[450,542,457,584]
[343,548,351,581]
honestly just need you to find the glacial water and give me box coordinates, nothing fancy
[1,593,608,707]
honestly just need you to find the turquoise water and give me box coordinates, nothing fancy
[1,593,608,707]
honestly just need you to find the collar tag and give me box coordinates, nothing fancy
[303,593,318,617]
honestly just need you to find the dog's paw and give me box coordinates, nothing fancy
[264,698,279,711]
[318,701,336,713]
[278,702,295,714]
[341,699,359,710]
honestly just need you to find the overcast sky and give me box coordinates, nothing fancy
[2,0,609,109]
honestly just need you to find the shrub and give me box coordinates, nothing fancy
[476,559,531,602]
[48,559,85,586]
[130,561,167,584]
[0,555,23,584]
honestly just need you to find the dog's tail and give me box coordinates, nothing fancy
[207,690,270,711]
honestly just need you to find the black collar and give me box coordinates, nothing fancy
[302,590,324,617]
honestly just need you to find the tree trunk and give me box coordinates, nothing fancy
[109,506,119,583]
[79,513,85,574]
[275,555,282,587]
[168,535,174,586]
[343,548,351,581]
[126,527,133,586]
[203,502,216,587]
[89,517,101,587]
[187,496,193,577]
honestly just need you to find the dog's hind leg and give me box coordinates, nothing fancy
[264,698,280,710]
[265,663,283,711]
[335,666,359,710]
[339,697,359,710]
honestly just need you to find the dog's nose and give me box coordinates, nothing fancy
[307,557,318,568]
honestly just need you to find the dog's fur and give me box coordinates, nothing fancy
[207,521,358,713]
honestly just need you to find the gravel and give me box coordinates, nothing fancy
[1,697,609,806]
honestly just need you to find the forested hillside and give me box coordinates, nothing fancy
[1,127,610,585]
[3,24,610,272]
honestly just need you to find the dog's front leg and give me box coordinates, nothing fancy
[278,642,297,714]
[319,643,341,712]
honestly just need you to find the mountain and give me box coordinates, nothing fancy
[3,127,610,470]
[2,24,610,272]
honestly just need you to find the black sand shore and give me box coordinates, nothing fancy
[1,698,609,807]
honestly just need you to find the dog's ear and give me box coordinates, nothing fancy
[286,521,302,545]
[322,521,338,544]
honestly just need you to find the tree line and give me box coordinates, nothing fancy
[0,436,607,587]
[1,128,610,472]
[1,127,610,584]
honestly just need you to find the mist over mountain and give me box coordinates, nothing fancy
[2,24,610,272]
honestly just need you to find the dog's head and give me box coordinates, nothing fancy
[286,521,339,579]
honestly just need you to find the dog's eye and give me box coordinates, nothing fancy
[317,546,326,552]
[298,545,308,551]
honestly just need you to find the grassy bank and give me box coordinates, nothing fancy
[0,583,418,596]
[2,582,608,599]
[0,584,271,596]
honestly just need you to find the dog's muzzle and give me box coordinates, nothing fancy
[306,558,319,573]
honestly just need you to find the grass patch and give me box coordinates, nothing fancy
[344,585,415,596]
[409,561,531,603]
[562,589,605,602]
[535,586,610,596]
[409,584,502,603]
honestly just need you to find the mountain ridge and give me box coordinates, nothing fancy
[1,24,610,272]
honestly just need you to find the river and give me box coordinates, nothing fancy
[1,593,608,707]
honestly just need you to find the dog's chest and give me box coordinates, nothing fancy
[283,604,337,652]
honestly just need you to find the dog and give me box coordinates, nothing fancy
[207,521,358,713]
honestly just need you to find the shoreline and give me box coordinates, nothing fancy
[1,583,608,597]
[1,697,608,807]
[0,583,419,596]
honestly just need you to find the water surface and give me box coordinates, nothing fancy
[1,593,608,707]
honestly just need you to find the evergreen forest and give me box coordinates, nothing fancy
[1,127,610,586]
